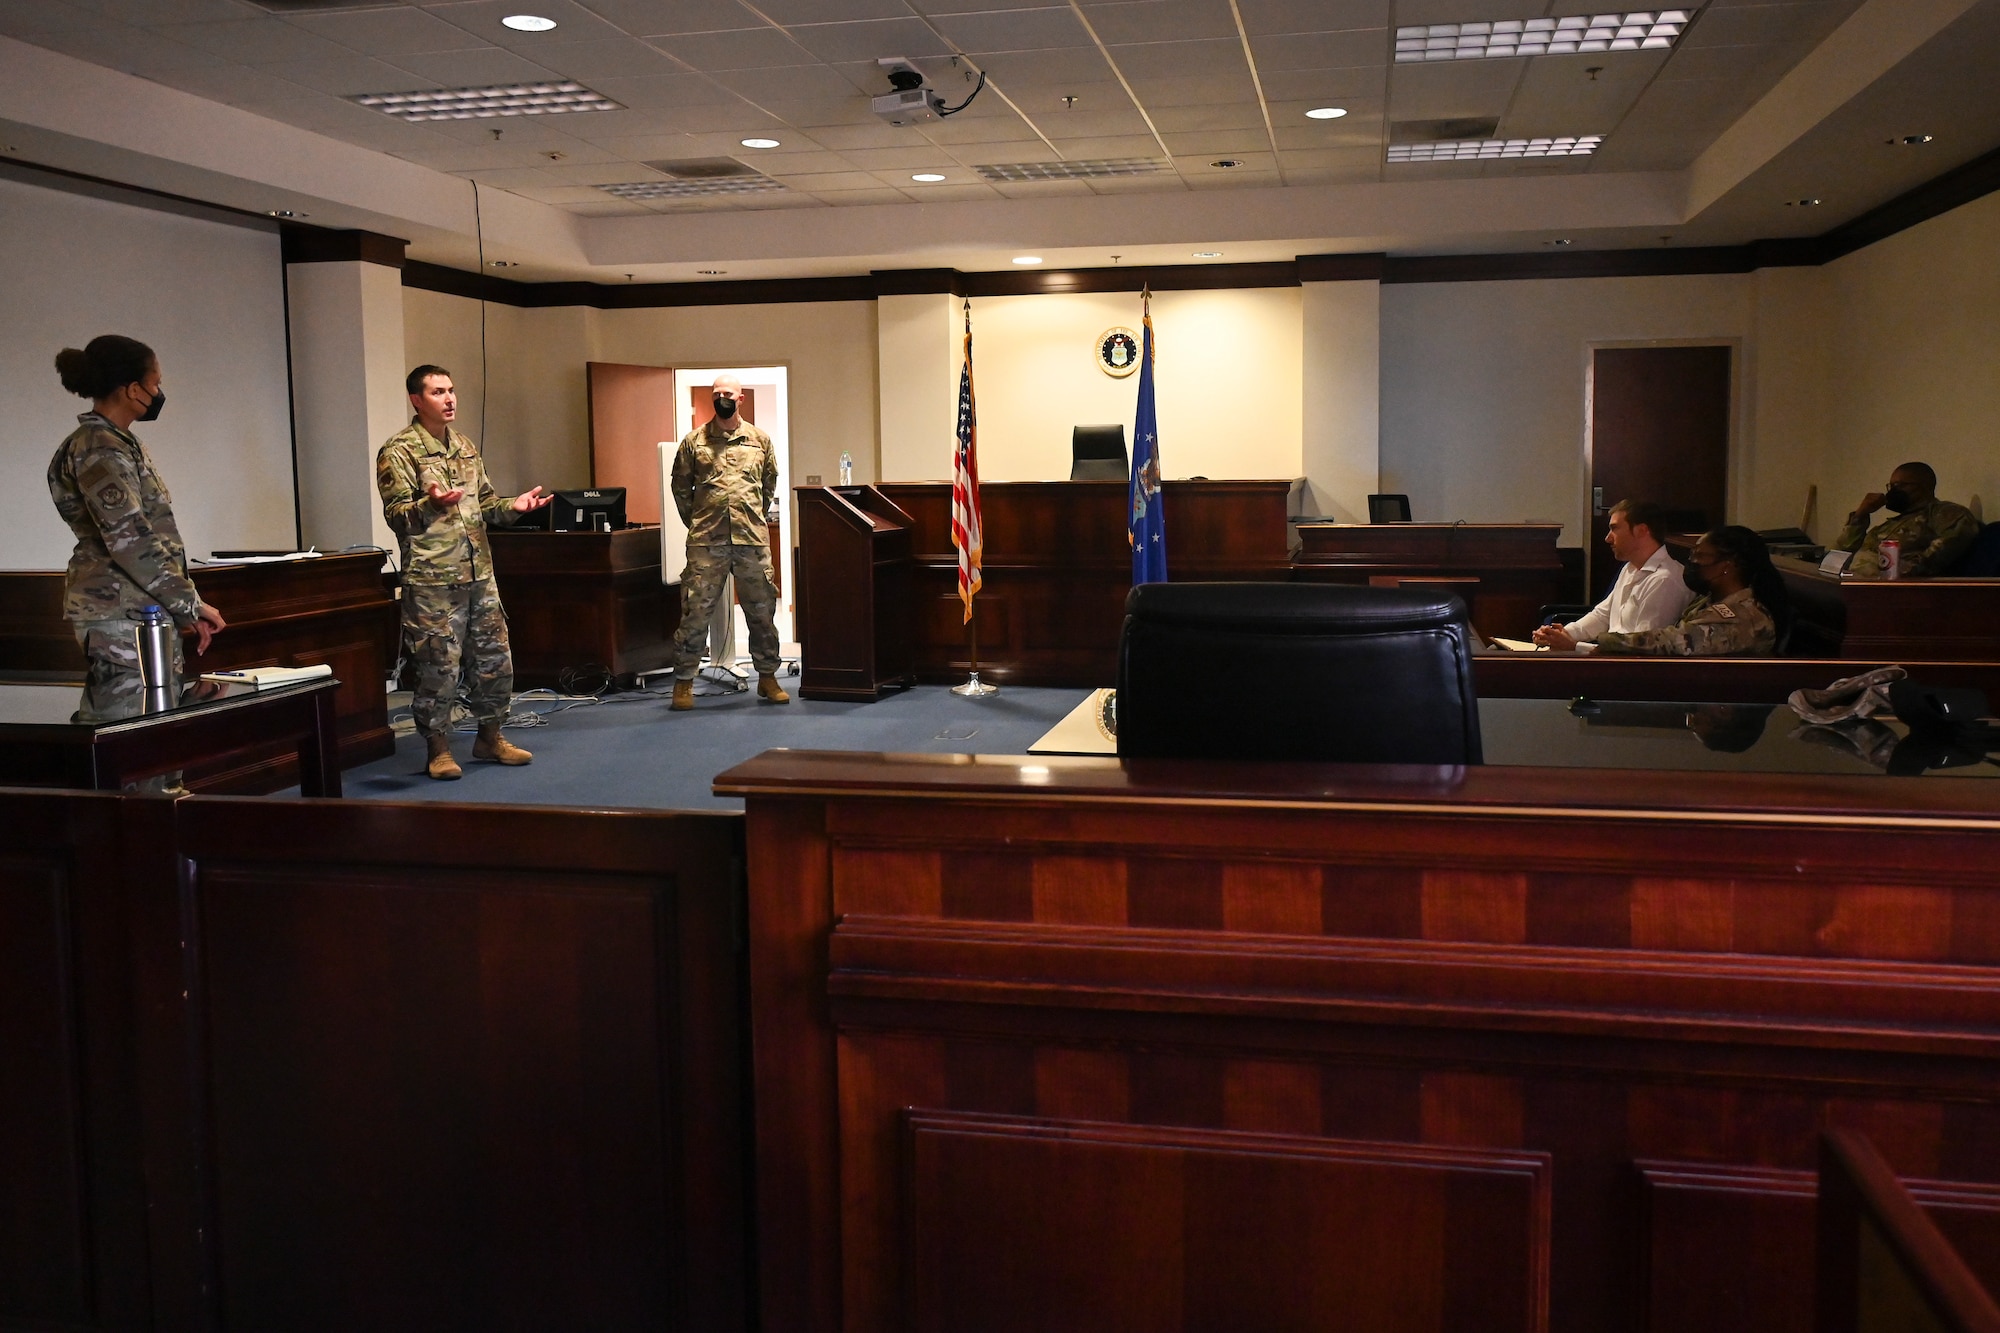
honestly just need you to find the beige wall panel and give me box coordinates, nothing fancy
[1821,189,2000,529]
[1301,279,1382,523]
[1380,273,1755,545]
[1741,265,1834,537]
[878,293,959,482]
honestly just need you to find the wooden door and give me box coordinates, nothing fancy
[688,384,756,429]
[586,363,675,525]
[1588,346,1731,600]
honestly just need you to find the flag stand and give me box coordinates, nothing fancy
[951,611,998,697]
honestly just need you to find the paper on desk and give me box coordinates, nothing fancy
[1490,636,1548,652]
[192,550,323,566]
[199,664,334,687]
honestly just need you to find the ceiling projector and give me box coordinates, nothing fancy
[871,58,945,126]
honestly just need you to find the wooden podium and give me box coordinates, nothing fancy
[488,527,679,688]
[1292,522,1565,640]
[794,487,915,700]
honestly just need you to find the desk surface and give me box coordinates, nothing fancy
[0,676,332,734]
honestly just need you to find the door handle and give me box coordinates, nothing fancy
[1592,486,1605,515]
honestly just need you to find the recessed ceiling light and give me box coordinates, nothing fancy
[1012,256,1043,265]
[489,259,516,267]
[1396,11,1691,61]
[500,14,556,32]
[1305,107,1348,120]
[1900,134,1934,145]
[697,269,727,275]
[1192,250,1223,258]
[1547,238,1573,246]
[351,81,621,121]
[1388,134,1602,162]
[910,172,947,182]
[266,208,306,218]
[1210,158,1243,168]
[740,137,780,149]
[1784,197,1823,207]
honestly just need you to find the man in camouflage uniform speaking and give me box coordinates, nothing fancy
[377,365,552,779]
[667,374,789,710]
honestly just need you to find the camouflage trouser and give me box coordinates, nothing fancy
[403,577,513,738]
[74,616,184,794]
[672,543,780,679]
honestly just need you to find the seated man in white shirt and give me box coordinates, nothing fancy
[1532,499,1695,653]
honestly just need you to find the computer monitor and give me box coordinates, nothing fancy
[1071,425,1128,481]
[550,487,627,532]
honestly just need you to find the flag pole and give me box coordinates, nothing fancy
[952,295,997,697]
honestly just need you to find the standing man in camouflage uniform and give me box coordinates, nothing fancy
[1596,527,1786,656]
[49,335,228,759]
[1834,462,1980,578]
[667,374,789,710]
[378,365,552,779]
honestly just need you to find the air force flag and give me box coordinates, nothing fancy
[1128,299,1168,585]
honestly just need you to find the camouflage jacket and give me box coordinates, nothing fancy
[1595,587,1776,657]
[671,418,776,546]
[376,419,520,586]
[47,413,202,627]
[1833,498,1980,578]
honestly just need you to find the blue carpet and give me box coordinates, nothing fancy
[331,677,1095,811]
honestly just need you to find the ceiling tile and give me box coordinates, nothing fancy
[283,7,489,57]
[1272,118,1382,148]
[710,62,863,99]
[507,183,632,202]
[1655,42,1796,84]
[1386,54,1524,121]
[897,181,1000,200]
[1248,28,1385,71]
[422,116,602,146]
[742,148,857,172]
[557,198,654,214]
[1149,101,1266,132]
[1277,145,1382,171]
[787,17,952,62]
[1235,0,1388,37]
[575,0,755,37]
[769,170,882,189]
[252,56,442,97]
[0,0,120,36]
[943,137,1054,162]
[1173,149,1275,171]
[803,120,933,147]
[82,0,257,23]
[1161,129,1272,156]
[842,144,959,167]
[1044,132,1164,156]
[872,165,967,185]
[989,177,1097,197]
[386,47,564,87]
[584,73,723,109]
[1105,38,1242,81]
[930,8,1094,53]
[27,25,226,76]
[140,62,312,106]
[975,46,1114,86]
[1119,72,1256,106]
[1184,168,1279,188]
[917,0,1067,13]
[1258,65,1385,101]
[1499,48,1668,141]
[646,26,813,70]
[1078,1,1239,45]
[815,187,914,204]
[454,165,562,187]
[1035,107,1150,137]
[149,18,356,64]
[754,0,912,21]
[1085,172,1186,191]
[925,113,1045,144]
[1285,165,1378,184]
[515,151,637,177]
[532,37,687,80]
[1682,3,1854,50]
[420,0,630,49]
[395,142,575,172]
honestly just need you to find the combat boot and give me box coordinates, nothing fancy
[473,724,532,765]
[671,679,694,711]
[425,733,462,780]
[758,673,791,704]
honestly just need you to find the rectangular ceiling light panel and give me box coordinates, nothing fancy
[974,158,1167,182]
[599,178,786,199]
[1395,11,1692,61]
[352,81,623,121]
[1387,135,1603,161]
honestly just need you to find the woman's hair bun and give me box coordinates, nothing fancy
[55,335,155,400]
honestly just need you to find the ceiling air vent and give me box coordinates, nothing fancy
[604,161,785,200]
[646,158,763,180]
[1390,118,1502,144]
[974,158,1167,182]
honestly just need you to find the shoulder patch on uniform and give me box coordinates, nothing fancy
[1713,603,1735,619]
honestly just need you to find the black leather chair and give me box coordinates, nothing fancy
[1115,582,1483,764]
[1367,493,1412,523]
[1070,425,1128,481]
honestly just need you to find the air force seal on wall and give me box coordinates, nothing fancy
[1096,327,1140,378]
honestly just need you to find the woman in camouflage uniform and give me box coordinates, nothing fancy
[48,335,226,726]
[1594,526,1789,657]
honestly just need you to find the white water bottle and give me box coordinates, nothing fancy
[838,452,853,486]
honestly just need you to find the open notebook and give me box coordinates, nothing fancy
[198,664,334,687]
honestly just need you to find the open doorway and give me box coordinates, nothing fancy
[673,366,793,647]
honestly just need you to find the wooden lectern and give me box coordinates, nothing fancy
[795,487,915,700]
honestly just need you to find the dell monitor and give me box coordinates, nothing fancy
[1071,424,1128,481]
[550,487,627,532]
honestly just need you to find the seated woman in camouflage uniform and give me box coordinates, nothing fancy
[1594,526,1789,657]
[48,335,228,742]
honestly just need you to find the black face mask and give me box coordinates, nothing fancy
[712,394,737,419]
[1683,562,1710,596]
[1882,486,1915,513]
[135,385,164,423]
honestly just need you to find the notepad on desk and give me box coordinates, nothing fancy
[199,664,334,687]
[1489,636,1548,653]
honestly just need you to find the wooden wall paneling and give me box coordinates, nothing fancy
[0,789,149,1332]
[1292,523,1567,641]
[897,1110,1551,1333]
[163,798,746,1333]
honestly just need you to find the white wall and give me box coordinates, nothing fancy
[1,172,295,568]
[1380,273,1756,545]
[936,287,1304,485]
[1301,280,1382,523]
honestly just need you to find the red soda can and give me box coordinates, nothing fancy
[1879,538,1901,580]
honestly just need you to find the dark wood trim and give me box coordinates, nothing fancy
[960,261,1302,296]
[401,260,875,308]
[279,225,407,268]
[0,153,279,234]
[1298,252,1388,281]
[871,268,967,296]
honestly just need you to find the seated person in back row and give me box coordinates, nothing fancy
[1532,498,1693,652]
[1594,526,1788,656]
[1835,461,1979,578]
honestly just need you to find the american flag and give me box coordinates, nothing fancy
[951,305,983,623]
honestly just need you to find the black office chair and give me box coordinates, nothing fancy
[1115,582,1482,764]
[1952,522,2000,576]
[1368,493,1412,523]
[1071,425,1128,481]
